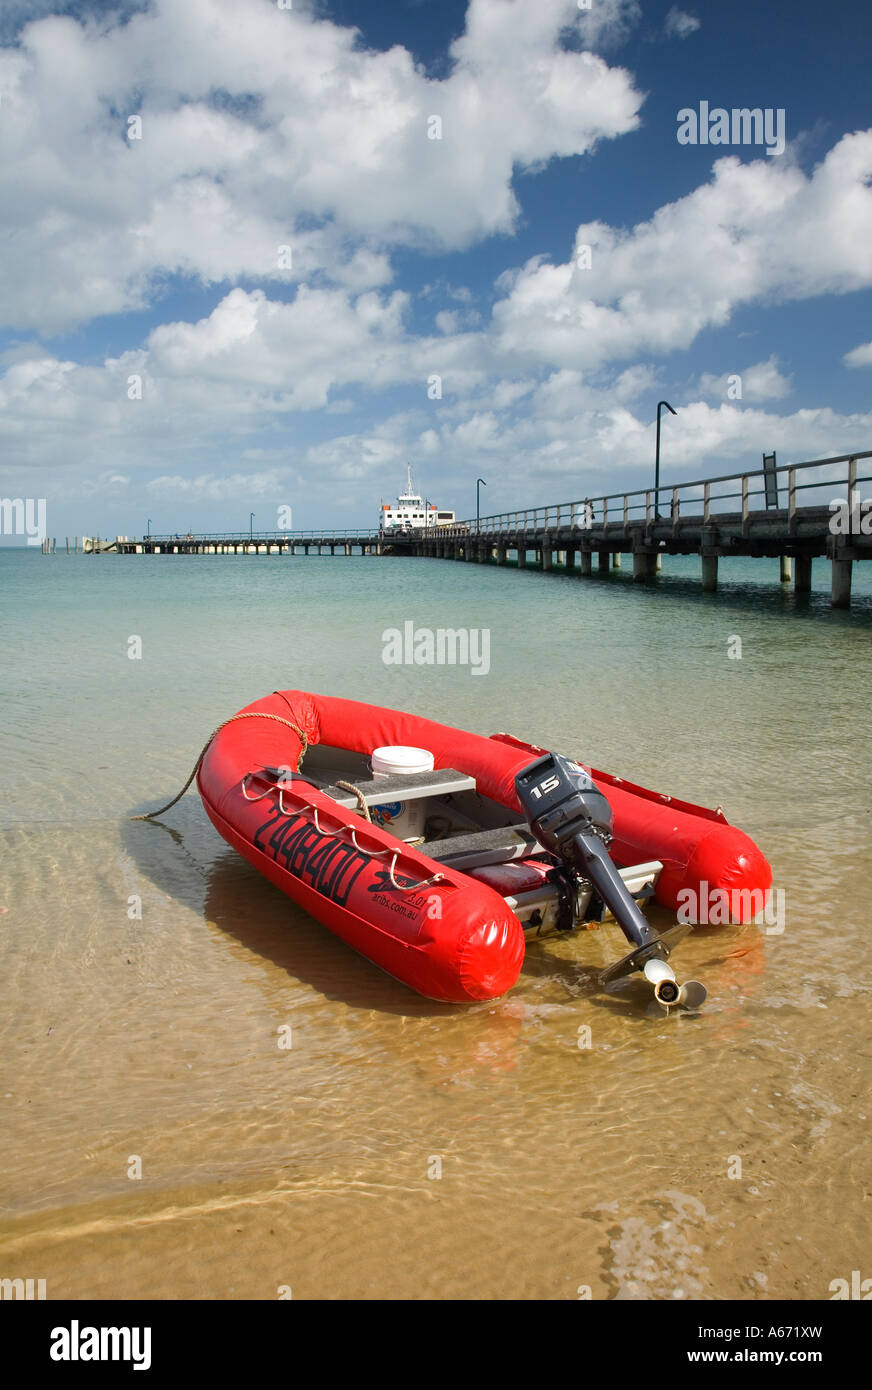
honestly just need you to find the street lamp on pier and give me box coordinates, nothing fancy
[654,401,677,519]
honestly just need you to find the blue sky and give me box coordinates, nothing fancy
[1,0,870,539]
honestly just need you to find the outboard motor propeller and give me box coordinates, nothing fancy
[515,752,706,1010]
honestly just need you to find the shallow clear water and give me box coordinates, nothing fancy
[1,548,870,1299]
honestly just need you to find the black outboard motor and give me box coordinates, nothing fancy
[515,753,706,1007]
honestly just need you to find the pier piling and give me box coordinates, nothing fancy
[831,554,853,609]
[633,550,658,582]
[701,552,718,592]
[97,448,872,614]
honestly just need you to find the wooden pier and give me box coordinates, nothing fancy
[414,450,872,610]
[114,528,383,557]
[74,450,871,609]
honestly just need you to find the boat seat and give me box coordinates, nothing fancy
[420,823,542,871]
[255,767,544,870]
[317,768,477,807]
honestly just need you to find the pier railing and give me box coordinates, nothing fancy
[438,451,872,536]
[144,527,379,542]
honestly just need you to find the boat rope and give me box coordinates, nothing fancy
[242,774,374,828]
[333,780,373,823]
[130,713,309,821]
[242,772,450,893]
[134,713,451,895]
[385,857,447,893]
[241,774,302,812]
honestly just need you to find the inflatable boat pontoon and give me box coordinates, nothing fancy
[178,691,773,1009]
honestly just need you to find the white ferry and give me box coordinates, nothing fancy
[379,466,455,534]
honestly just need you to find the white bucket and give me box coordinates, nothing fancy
[371,746,435,778]
[370,745,435,840]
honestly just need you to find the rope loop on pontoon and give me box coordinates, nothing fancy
[135,715,453,895]
[240,772,451,893]
[385,858,447,893]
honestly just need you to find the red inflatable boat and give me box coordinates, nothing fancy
[195,691,771,1006]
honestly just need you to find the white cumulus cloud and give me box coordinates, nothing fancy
[698,358,792,401]
[664,8,701,40]
[489,133,872,370]
[844,341,872,367]
[0,0,643,333]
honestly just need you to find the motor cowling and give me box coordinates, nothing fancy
[514,752,614,858]
[516,752,666,961]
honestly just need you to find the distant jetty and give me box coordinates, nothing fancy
[67,450,871,610]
